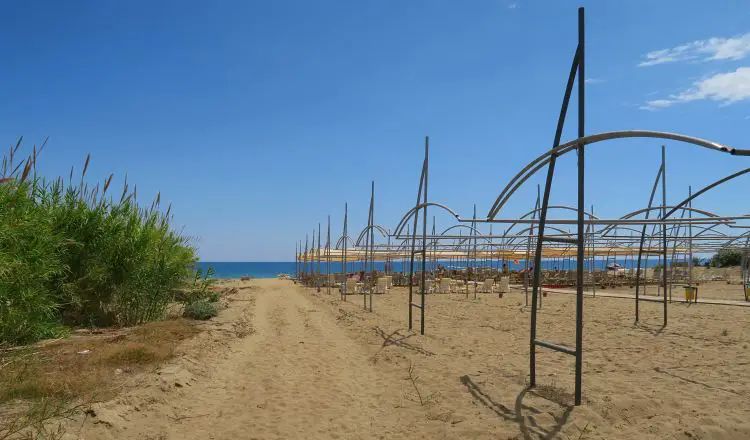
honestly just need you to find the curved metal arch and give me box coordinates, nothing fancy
[437,224,493,244]
[630,223,728,242]
[663,167,750,219]
[449,236,486,249]
[488,131,749,219]
[354,224,390,247]
[335,235,356,250]
[393,202,460,236]
[503,205,599,237]
[599,205,722,237]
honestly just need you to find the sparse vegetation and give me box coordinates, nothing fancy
[404,362,439,406]
[186,267,218,303]
[0,397,91,440]
[180,268,221,320]
[0,319,198,405]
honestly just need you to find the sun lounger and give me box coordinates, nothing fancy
[437,278,451,293]
[376,277,389,294]
[497,276,510,293]
[479,278,494,293]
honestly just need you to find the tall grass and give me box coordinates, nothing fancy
[0,138,197,345]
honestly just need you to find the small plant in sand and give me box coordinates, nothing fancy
[404,362,439,406]
[181,267,221,320]
[524,378,574,407]
[0,397,92,440]
[183,300,218,321]
[188,267,218,302]
[565,422,592,440]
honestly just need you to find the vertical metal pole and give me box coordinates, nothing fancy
[744,236,750,301]
[489,224,494,272]
[364,192,370,310]
[635,164,663,321]
[313,228,317,288]
[465,224,471,299]
[317,223,321,290]
[409,152,427,331]
[387,231,392,275]
[524,186,540,306]
[474,205,479,299]
[304,234,309,286]
[661,145,668,326]
[688,186,693,288]
[369,181,375,312]
[327,215,331,295]
[530,26,580,390]
[574,6,585,406]
[343,203,348,301]
[432,216,436,273]
[295,241,298,280]
[668,208,687,303]
[420,136,429,335]
[590,205,596,297]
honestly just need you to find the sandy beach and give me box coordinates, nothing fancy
[62,278,749,440]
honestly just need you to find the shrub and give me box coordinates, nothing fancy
[710,249,743,268]
[183,300,218,320]
[0,176,67,344]
[0,138,198,345]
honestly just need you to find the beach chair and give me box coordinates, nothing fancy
[344,278,359,294]
[437,278,450,294]
[423,279,434,294]
[479,278,494,293]
[376,277,389,294]
[452,280,465,294]
[497,276,510,294]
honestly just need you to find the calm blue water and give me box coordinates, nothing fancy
[197,259,666,279]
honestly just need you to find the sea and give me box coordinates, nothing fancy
[196,259,666,279]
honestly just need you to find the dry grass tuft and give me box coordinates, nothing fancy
[532,381,575,407]
[0,318,199,405]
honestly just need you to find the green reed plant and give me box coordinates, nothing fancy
[0,138,198,344]
[0,179,67,344]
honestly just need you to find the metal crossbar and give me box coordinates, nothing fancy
[534,339,576,356]
[542,235,578,244]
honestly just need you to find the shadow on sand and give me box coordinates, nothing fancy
[373,326,435,356]
[460,375,572,440]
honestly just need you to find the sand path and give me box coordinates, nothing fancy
[83,283,398,440]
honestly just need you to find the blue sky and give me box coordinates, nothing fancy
[2,0,750,261]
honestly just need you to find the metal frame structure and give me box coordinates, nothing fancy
[293,6,750,407]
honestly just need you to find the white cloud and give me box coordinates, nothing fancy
[585,78,604,84]
[641,67,750,110]
[638,33,750,67]
[508,3,518,9]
